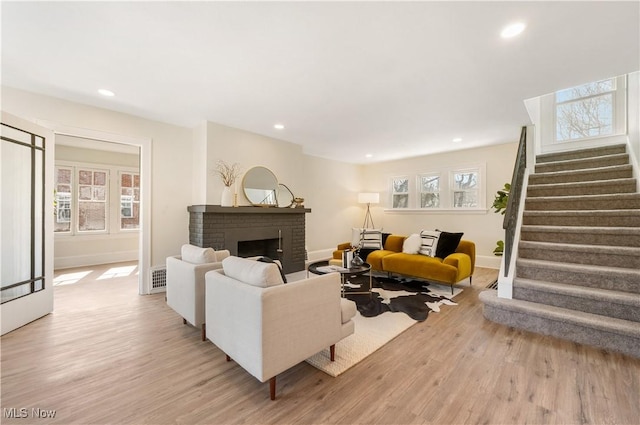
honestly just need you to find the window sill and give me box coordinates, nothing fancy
[383,208,488,215]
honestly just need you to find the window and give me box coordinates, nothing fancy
[555,78,616,142]
[78,169,108,232]
[54,166,72,232]
[120,172,140,230]
[388,165,485,211]
[419,174,440,208]
[55,163,139,235]
[391,177,409,208]
[452,170,479,208]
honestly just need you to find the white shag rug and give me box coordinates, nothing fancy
[305,283,462,377]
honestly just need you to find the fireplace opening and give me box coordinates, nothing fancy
[238,238,281,260]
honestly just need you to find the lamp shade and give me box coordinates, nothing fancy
[358,192,380,204]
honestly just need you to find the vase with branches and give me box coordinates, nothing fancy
[214,160,242,206]
[214,160,242,187]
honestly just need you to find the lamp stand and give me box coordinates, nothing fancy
[362,203,375,229]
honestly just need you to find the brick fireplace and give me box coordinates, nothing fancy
[187,205,311,274]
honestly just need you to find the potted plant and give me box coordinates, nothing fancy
[492,183,510,256]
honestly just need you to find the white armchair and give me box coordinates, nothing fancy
[166,244,230,340]
[205,256,356,400]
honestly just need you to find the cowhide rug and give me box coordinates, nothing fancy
[346,275,460,321]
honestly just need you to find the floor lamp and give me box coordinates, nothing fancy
[358,192,380,229]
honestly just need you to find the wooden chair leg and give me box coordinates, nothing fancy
[470,275,473,286]
[330,344,336,361]
[201,324,206,341]
[270,376,276,400]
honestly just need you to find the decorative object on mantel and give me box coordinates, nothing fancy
[243,166,279,207]
[277,184,295,208]
[293,197,305,208]
[214,160,242,207]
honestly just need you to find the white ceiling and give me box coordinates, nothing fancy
[2,1,639,163]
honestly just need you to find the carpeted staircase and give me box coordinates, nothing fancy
[480,144,640,358]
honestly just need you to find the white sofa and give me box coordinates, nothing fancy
[205,256,356,400]
[166,244,230,341]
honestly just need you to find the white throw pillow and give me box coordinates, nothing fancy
[419,230,441,257]
[181,244,217,264]
[402,234,422,254]
[222,256,284,288]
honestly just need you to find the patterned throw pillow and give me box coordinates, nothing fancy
[419,230,441,257]
[351,227,383,249]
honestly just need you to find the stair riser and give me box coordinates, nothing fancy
[536,145,627,164]
[527,182,637,197]
[525,197,640,211]
[516,263,640,293]
[535,155,629,174]
[512,286,640,322]
[518,246,640,269]
[522,214,640,227]
[520,230,640,247]
[481,302,640,358]
[529,168,633,185]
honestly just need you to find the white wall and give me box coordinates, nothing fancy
[361,142,519,268]
[2,86,193,268]
[202,121,362,256]
[3,86,516,273]
[627,71,640,186]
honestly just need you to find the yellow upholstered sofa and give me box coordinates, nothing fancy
[333,234,475,294]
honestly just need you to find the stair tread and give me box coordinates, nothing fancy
[513,278,640,304]
[521,225,640,234]
[517,258,640,275]
[524,209,640,216]
[531,164,632,177]
[528,178,636,189]
[526,193,640,202]
[479,291,640,336]
[536,152,629,167]
[536,145,627,162]
[519,240,640,255]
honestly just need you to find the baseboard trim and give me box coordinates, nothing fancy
[54,251,139,270]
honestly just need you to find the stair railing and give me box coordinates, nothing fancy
[503,126,528,277]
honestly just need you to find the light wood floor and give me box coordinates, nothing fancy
[1,263,638,425]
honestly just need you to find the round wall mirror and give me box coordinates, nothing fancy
[242,166,279,206]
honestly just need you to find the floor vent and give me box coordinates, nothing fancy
[150,266,167,293]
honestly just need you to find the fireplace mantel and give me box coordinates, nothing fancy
[187,205,311,214]
[187,205,311,273]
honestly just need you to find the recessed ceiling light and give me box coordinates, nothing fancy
[98,89,115,97]
[98,89,116,97]
[501,22,526,38]
[365,153,373,158]
[274,124,285,130]
[452,138,463,143]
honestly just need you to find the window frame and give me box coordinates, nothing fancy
[54,160,140,237]
[450,168,480,209]
[390,176,410,209]
[541,75,627,151]
[417,173,441,209]
[386,164,486,213]
[119,171,140,230]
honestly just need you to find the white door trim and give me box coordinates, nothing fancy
[36,120,152,295]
